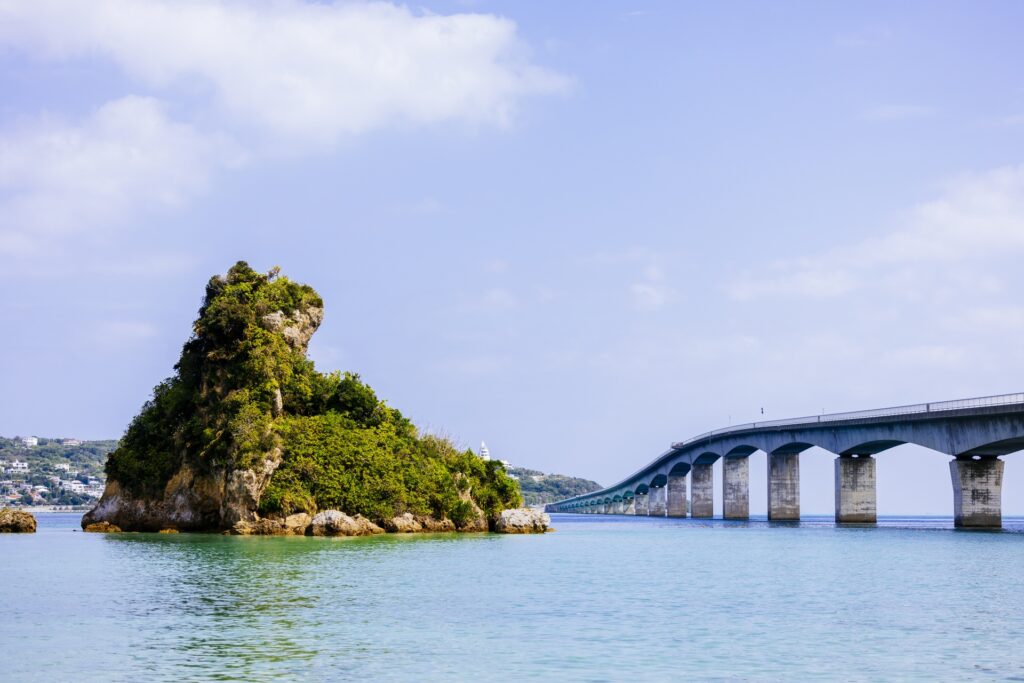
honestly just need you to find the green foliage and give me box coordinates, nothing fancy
[508,466,602,506]
[259,409,521,524]
[103,261,522,525]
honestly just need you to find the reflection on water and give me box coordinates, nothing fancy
[3,514,1024,681]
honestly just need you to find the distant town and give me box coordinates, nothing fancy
[0,436,116,508]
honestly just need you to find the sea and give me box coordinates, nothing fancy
[2,513,1024,682]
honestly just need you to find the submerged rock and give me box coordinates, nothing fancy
[84,521,122,533]
[309,510,384,537]
[494,508,551,534]
[0,509,37,533]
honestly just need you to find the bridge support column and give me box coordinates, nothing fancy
[768,452,800,521]
[634,492,649,516]
[835,455,876,524]
[722,458,749,519]
[667,474,688,517]
[623,497,636,515]
[950,457,1003,528]
[691,464,713,518]
[649,486,666,516]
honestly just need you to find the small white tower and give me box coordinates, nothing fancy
[479,441,491,461]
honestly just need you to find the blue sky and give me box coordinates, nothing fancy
[2,1,1024,513]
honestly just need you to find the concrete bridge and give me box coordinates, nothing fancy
[546,393,1024,528]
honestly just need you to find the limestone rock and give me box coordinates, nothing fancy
[380,512,423,533]
[494,508,551,534]
[84,521,122,533]
[158,528,179,534]
[233,512,313,536]
[260,306,323,353]
[309,510,384,537]
[453,486,489,532]
[416,516,456,532]
[82,446,283,533]
[0,508,37,533]
[282,512,313,534]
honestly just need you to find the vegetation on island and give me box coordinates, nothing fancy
[508,466,602,507]
[103,261,521,526]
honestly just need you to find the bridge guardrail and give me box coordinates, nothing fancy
[671,392,1024,450]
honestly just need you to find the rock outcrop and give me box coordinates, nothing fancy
[82,263,323,533]
[81,262,525,536]
[82,448,285,532]
[494,508,551,534]
[380,512,423,533]
[0,508,37,533]
[84,521,122,533]
[231,512,312,536]
[309,510,384,537]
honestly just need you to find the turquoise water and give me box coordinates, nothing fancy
[3,514,1024,681]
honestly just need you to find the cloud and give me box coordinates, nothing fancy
[0,0,568,146]
[630,265,675,311]
[861,104,934,121]
[0,96,238,255]
[728,164,1024,301]
[473,288,519,312]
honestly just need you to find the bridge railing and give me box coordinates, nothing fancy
[560,391,1024,507]
[671,392,1024,450]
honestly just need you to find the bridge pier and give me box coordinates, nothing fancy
[768,452,800,520]
[623,497,636,515]
[667,474,688,517]
[649,486,667,516]
[691,464,714,518]
[835,455,876,524]
[722,457,749,519]
[950,457,1003,528]
[635,492,649,516]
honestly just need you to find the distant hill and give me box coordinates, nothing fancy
[507,467,602,507]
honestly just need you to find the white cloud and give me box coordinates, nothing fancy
[729,164,1024,301]
[0,0,568,146]
[0,96,237,255]
[629,263,676,311]
[477,288,519,312]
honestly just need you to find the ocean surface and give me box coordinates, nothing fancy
[3,513,1024,682]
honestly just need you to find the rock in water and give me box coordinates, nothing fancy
[380,513,423,533]
[494,508,551,534]
[83,521,121,533]
[0,508,37,533]
[81,261,524,534]
[309,510,384,536]
[81,262,323,533]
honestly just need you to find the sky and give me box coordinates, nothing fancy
[2,0,1024,514]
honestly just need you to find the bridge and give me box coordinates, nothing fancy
[546,393,1024,528]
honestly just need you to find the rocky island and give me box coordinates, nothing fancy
[83,262,548,535]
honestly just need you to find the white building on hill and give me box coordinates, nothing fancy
[479,441,491,461]
[21,436,38,448]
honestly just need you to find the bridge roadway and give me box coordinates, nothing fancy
[546,393,1024,528]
